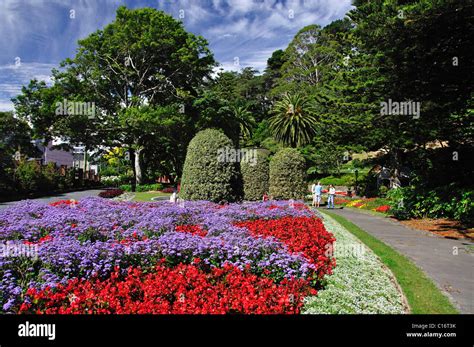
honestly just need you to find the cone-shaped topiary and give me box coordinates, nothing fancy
[269,148,307,200]
[180,129,243,202]
[241,149,270,201]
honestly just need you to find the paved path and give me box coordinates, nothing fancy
[325,208,474,314]
[0,190,103,210]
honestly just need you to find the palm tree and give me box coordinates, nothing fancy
[269,93,318,147]
[231,105,256,142]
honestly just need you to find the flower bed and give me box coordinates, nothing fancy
[98,188,124,199]
[303,215,406,314]
[19,263,315,314]
[334,198,351,205]
[375,205,391,213]
[338,198,392,214]
[0,198,333,314]
[235,216,335,280]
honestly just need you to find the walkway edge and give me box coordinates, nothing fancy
[320,210,459,314]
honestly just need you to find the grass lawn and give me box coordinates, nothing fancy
[321,210,459,314]
[132,191,171,202]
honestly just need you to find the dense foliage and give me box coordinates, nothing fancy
[388,185,473,225]
[240,150,269,201]
[1,159,98,200]
[13,6,216,189]
[180,129,243,203]
[269,148,307,200]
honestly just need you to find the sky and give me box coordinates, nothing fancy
[0,0,352,111]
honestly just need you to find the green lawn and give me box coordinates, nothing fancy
[132,191,171,202]
[321,210,459,314]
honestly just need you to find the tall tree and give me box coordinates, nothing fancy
[349,0,474,180]
[0,112,37,194]
[273,24,345,96]
[58,6,215,188]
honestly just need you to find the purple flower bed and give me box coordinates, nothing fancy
[0,198,319,312]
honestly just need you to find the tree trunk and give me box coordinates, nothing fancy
[135,147,143,185]
[130,149,136,192]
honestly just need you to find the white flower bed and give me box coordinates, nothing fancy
[101,175,121,186]
[303,214,407,314]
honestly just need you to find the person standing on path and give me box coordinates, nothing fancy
[327,184,336,209]
[313,181,323,208]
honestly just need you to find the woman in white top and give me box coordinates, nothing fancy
[327,184,336,209]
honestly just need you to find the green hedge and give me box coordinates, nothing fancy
[14,160,43,192]
[387,185,474,225]
[1,160,98,200]
[269,148,306,200]
[241,149,269,201]
[180,129,243,202]
[14,161,70,193]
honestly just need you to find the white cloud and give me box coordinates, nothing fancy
[0,0,353,102]
[0,101,15,112]
[194,0,353,73]
[0,62,56,112]
[0,0,122,65]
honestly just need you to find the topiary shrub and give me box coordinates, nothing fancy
[180,129,243,203]
[241,149,270,201]
[269,148,306,200]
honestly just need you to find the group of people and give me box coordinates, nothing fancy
[311,182,337,209]
[173,186,337,208]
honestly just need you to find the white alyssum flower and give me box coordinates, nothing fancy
[303,215,407,314]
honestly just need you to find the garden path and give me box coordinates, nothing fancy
[0,189,103,210]
[327,208,474,313]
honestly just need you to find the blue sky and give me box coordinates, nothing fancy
[0,0,352,111]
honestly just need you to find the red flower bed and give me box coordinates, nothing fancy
[23,235,52,245]
[160,187,175,194]
[49,199,77,207]
[235,216,335,279]
[375,205,391,213]
[175,225,208,237]
[98,189,124,199]
[19,262,315,314]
